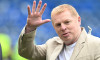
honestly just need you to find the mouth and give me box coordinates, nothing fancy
[62,33,69,37]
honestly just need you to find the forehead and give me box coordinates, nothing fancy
[52,10,75,23]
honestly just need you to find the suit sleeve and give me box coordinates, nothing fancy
[18,27,46,60]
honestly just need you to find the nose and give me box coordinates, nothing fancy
[60,23,66,31]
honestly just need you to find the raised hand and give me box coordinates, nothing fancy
[25,1,51,33]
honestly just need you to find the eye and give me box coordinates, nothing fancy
[65,21,70,24]
[56,23,61,27]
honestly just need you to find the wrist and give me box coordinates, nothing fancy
[25,25,36,33]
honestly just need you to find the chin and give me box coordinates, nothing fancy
[62,37,71,42]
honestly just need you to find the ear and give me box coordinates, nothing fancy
[78,16,81,25]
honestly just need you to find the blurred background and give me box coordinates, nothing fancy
[0,0,100,60]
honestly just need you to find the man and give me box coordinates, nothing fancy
[18,0,100,60]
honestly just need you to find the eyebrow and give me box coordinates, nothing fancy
[54,22,60,25]
[53,18,72,24]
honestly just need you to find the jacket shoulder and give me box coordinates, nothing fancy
[46,36,63,45]
[87,34,100,42]
[86,34,100,52]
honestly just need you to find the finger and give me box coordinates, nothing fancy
[36,1,42,12]
[40,3,47,15]
[32,1,36,13]
[27,5,31,15]
[41,19,51,25]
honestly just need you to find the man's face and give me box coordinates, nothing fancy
[52,10,81,45]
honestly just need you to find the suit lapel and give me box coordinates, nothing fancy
[70,28,87,60]
[50,38,64,60]
[70,42,84,60]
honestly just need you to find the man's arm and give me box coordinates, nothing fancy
[25,0,50,33]
[18,1,50,60]
[18,27,47,60]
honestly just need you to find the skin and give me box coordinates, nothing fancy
[52,10,82,45]
[26,1,82,45]
[25,1,51,33]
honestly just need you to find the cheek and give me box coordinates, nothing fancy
[70,22,79,29]
[67,24,75,30]
[54,28,62,36]
[56,29,61,34]
[54,27,60,33]
[68,23,78,34]
[70,24,79,37]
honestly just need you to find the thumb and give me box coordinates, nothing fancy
[41,19,51,24]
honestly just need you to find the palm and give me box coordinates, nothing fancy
[27,1,50,28]
[27,13,42,28]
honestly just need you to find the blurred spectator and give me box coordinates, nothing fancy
[0,44,2,60]
[0,33,11,60]
[11,43,27,60]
